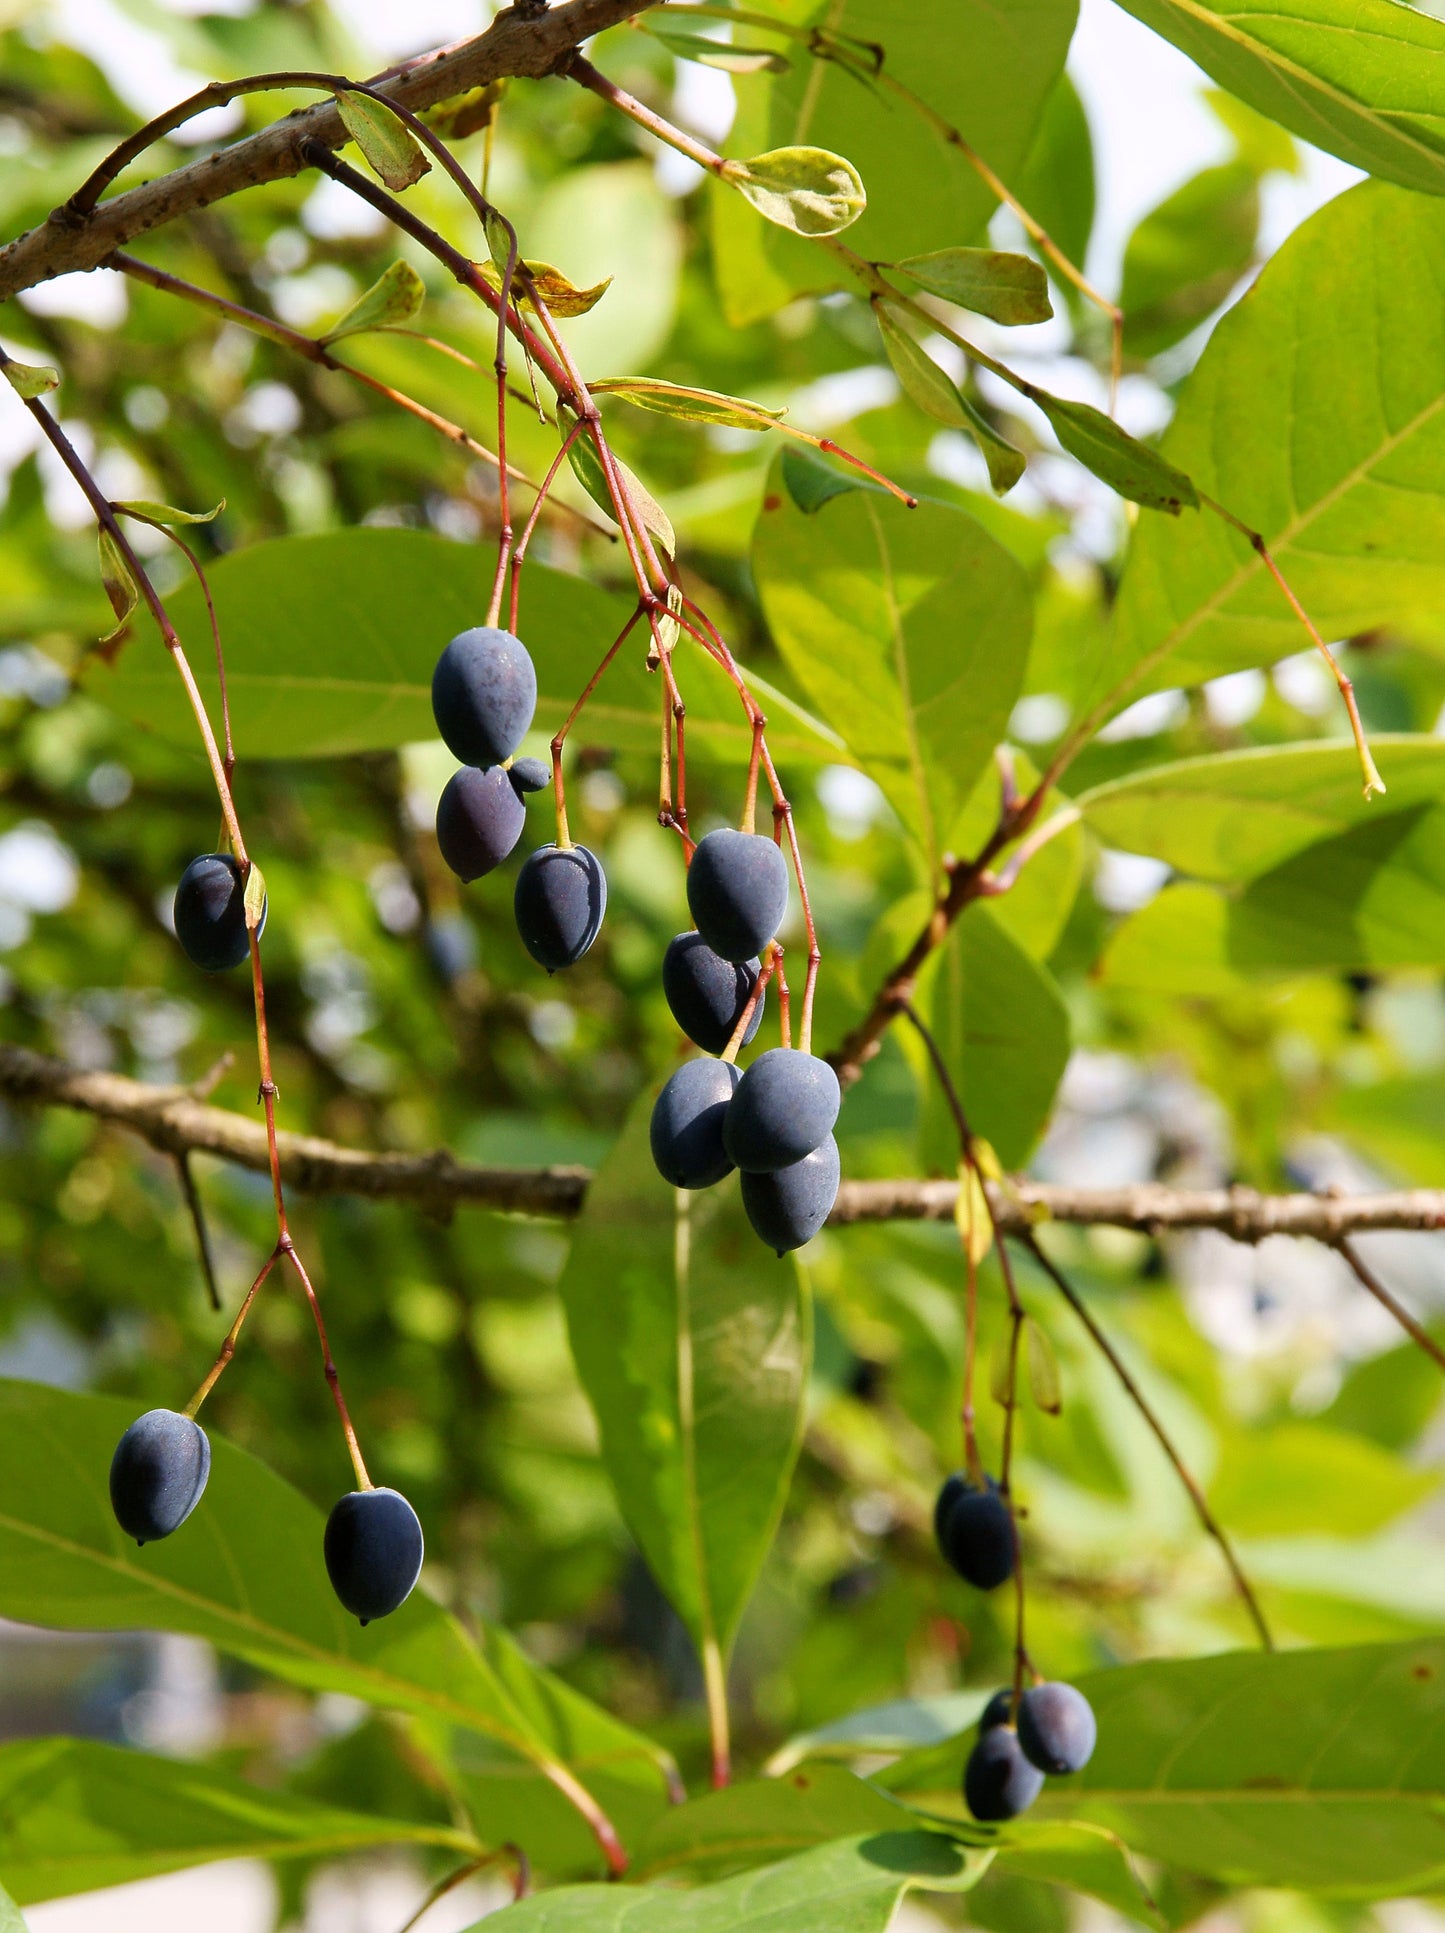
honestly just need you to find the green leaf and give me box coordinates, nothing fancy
[780,447,860,516]
[1120,161,1259,359]
[753,469,1033,871]
[722,145,867,237]
[1030,391,1198,514]
[563,414,677,558]
[767,1693,990,1774]
[643,17,790,74]
[1209,1424,1437,1538]
[592,377,786,430]
[0,1882,26,1932]
[1015,74,1096,285]
[474,1830,982,1932]
[96,526,138,643]
[0,1736,472,1905]
[920,908,1071,1169]
[89,529,841,764]
[0,1380,670,1862]
[1110,0,1445,198]
[1078,739,1445,881]
[894,248,1053,326]
[875,304,1025,493]
[114,497,225,527]
[321,260,426,343]
[1024,1315,1062,1415]
[2,360,58,400]
[710,0,1076,325]
[631,1767,927,1883]
[887,1639,1445,1894]
[558,1102,809,1670]
[1099,182,1445,715]
[335,89,430,191]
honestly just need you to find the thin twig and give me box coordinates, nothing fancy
[1336,1238,1445,1375]
[175,1152,222,1312]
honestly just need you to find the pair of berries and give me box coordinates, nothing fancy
[964,1682,1098,1820]
[109,1409,423,1624]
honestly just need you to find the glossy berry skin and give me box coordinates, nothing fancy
[109,1409,211,1545]
[514,844,606,971]
[173,854,262,973]
[432,626,537,769]
[662,933,765,1056]
[508,756,550,797]
[979,1688,1016,1732]
[935,1475,1015,1591]
[724,1049,841,1173]
[964,1725,1044,1822]
[1017,1682,1097,1776]
[650,1059,741,1190]
[686,828,788,964]
[324,1487,425,1624]
[741,1135,840,1255]
[435,766,525,882]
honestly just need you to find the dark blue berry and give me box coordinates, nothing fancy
[936,1475,1015,1590]
[980,1688,1016,1732]
[964,1725,1043,1822]
[514,844,606,971]
[740,1134,840,1254]
[661,933,764,1055]
[109,1409,211,1545]
[432,627,537,769]
[508,756,550,797]
[173,853,262,972]
[686,828,788,964]
[435,766,525,882]
[650,1058,741,1190]
[723,1048,840,1173]
[324,1486,424,1624]
[1017,1682,1097,1775]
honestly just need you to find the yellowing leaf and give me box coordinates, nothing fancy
[3,359,59,400]
[321,261,426,343]
[242,862,267,935]
[1024,1316,1063,1415]
[336,90,430,192]
[722,145,866,237]
[97,528,138,643]
[115,498,225,527]
[480,258,613,319]
[591,377,785,430]
[954,1161,994,1267]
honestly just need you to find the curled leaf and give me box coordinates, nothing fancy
[954,1161,994,1267]
[780,447,858,515]
[322,261,426,343]
[654,583,685,659]
[483,207,516,279]
[989,1335,1014,1409]
[1032,391,1199,514]
[895,247,1053,327]
[115,498,225,527]
[3,359,59,400]
[644,18,789,72]
[591,377,785,430]
[1024,1316,1062,1415]
[243,862,267,935]
[561,411,676,558]
[97,527,138,644]
[480,258,612,318]
[336,90,430,192]
[426,79,506,142]
[721,145,866,237]
[876,305,1024,494]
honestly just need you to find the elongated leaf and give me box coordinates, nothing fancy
[1098,182,1445,717]
[1031,391,1198,514]
[88,529,841,764]
[881,1639,1445,1893]
[632,1767,926,1883]
[753,471,1033,871]
[563,418,677,558]
[0,1736,471,1905]
[322,260,426,343]
[2,360,58,400]
[1079,738,1445,881]
[0,1380,670,1862]
[768,1693,990,1774]
[896,247,1052,326]
[593,377,785,430]
[723,146,866,237]
[876,305,1025,493]
[1121,160,1259,358]
[557,1101,809,1670]
[1111,0,1445,198]
[644,17,789,73]
[479,258,613,318]
[336,89,429,191]
[96,526,137,643]
[114,497,224,527]
[474,1830,982,1932]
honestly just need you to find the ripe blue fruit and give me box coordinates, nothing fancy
[979,1688,1016,1732]
[964,1725,1044,1822]
[723,1048,840,1173]
[432,626,537,769]
[435,766,525,881]
[514,844,606,970]
[324,1486,425,1624]
[173,853,263,972]
[661,933,764,1056]
[740,1134,840,1254]
[935,1475,1014,1590]
[508,756,550,796]
[1017,1682,1097,1776]
[650,1058,741,1189]
[109,1408,211,1545]
[686,828,788,964]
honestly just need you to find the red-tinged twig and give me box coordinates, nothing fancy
[720,943,778,1065]
[392,1846,531,1933]
[549,605,645,851]
[185,1242,282,1417]
[1336,1238,1445,1375]
[1021,1233,1274,1651]
[509,418,588,631]
[284,1234,372,1491]
[119,514,235,786]
[742,715,765,835]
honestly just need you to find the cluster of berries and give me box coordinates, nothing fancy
[934,1471,1097,1819]
[109,1409,423,1623]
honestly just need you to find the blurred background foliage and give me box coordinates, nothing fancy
[4,0,1445,1925]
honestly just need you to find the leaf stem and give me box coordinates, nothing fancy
[1336,1238,1445,1375]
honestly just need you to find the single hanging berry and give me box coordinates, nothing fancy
[432,626,537,769]
[964,1723,1043,1822]
[933,1473,1015,1590]
[514,844,607,970]
[109,1408,211,1544]
[686,828,788,964]
[174,853,263,972]
[650,1058,742,1190]
[324,1486,425,1624]
[661,932,765,1056]
[435,766,525,882]
[1017,1682,1097,1775]
[723,1047,840,1173]
[740,1136,840,1254]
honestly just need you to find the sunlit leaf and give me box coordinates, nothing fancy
[895,247,1052,326]
[722,145,867,237]
[322,261,426,342]
[335,90,430,191]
